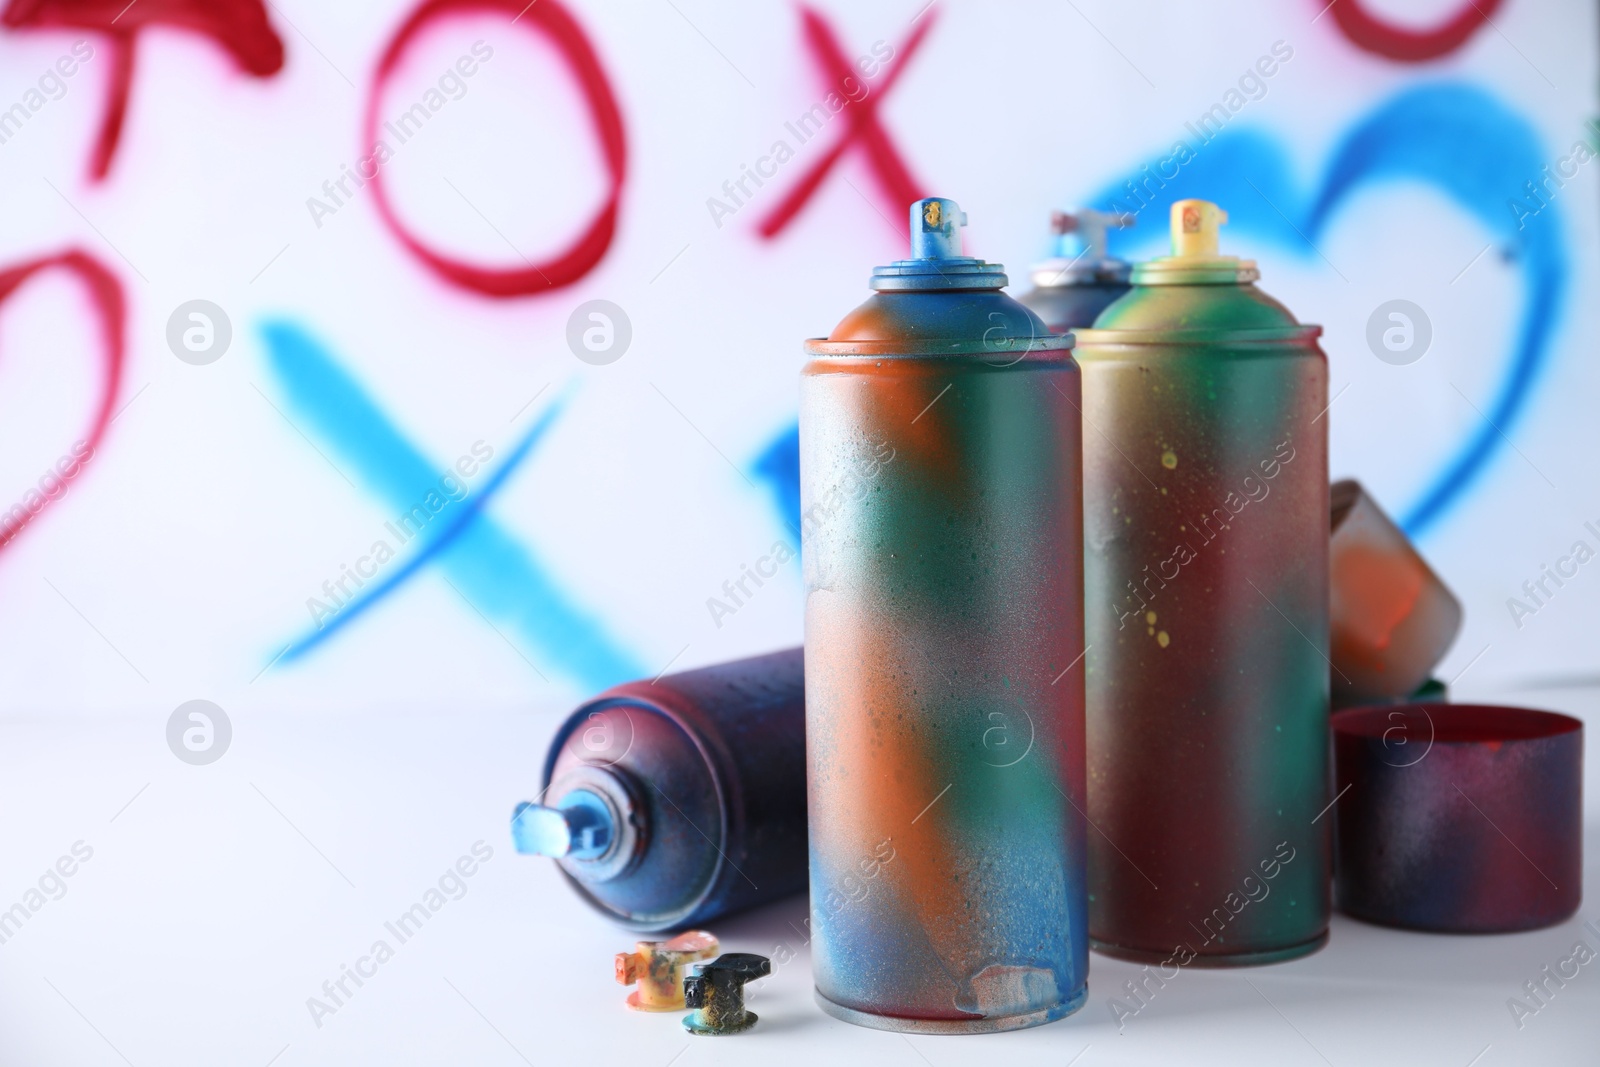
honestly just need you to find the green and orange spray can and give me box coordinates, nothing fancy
[1073,199,1331,966]
[800,197,1088,1032]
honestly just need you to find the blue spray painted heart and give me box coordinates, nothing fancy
[1087,82,1567,537]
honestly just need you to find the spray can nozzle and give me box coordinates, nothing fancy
[683,953,771,1035]
[910,197,968,259]
[1171,199,1228,258]
[512,791,615,859]
[1129,198,1259,285]
[615,930,721,1011]
[513,763,643,881]
[870,197,1006,291]
[1051,209,1134,263]
[1025,209,1134,293]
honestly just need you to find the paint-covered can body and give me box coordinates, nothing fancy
[1073,201,1331,965]
[514,647,808,932]
[800,199,1088,1033]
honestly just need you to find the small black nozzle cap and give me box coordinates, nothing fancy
[683,954,772,1036]
[710,953,771,984]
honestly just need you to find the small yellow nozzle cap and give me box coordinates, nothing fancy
[1170,199,1227,259]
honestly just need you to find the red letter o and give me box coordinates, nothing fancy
[363,0,627,297]
[1326,0,1503,63]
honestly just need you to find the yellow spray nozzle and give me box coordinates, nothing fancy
[1170,199,1227,259]
[1132,198,1256,285]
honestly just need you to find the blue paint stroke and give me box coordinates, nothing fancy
[753,420,802,536]
[261,320,644,690]
[1085,83,1566,537]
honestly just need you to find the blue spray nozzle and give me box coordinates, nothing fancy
[1052,209,1135,262]
[870,197,1005,291]
[910,197,967,259]
[512,790,614,860]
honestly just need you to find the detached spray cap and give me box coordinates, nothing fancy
[1132,198,1260,285]
[870,197,1008,291]
[1030,209,1134,288]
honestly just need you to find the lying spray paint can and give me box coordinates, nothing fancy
[1017,209,1135,333]
[1329,478,1462,706]
[512,648,807,932]
[801,198,1087,1032]
[1074,199,1330,965]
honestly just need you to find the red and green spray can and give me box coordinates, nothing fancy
[800,197,1088,1032]
[1073,199,1330,966]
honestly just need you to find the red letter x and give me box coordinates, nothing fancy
[758,5,937,241]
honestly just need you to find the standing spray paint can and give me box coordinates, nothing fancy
[1074,200,1330,966]
[801,198,1087,1033]
[1017,209,1135,333]
[512,648,808,932]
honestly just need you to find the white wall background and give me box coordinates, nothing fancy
[0,0,1593,721]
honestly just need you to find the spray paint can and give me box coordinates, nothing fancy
[1073,199,1330,965]
[801,197,1087,1033]
[1017,209,1135,333]
[512,647,807,932]
[1329,478,1462,706]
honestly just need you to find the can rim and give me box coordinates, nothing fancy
[1130,259,1261,286]
[1028,258,1131,288]
[803,336,1075,357]
[1071,324,1322,345]
[1332,701,1584,745]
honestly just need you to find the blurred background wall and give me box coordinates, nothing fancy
[0,0,1592,716]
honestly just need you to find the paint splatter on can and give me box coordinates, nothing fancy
[800,197,1088,1032]
[512,648,807,932]
[1074,199,1331,965]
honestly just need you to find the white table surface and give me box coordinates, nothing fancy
[3,679,1596,1066]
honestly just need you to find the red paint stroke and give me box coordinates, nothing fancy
[758,5,936,240]
[1,0,284,181]
[1325,0,1504,62]
[364,0,626,297]
[0,250,125,554]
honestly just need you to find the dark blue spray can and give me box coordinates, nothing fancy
[1017,209,1135,333]
[512,648,807,932]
